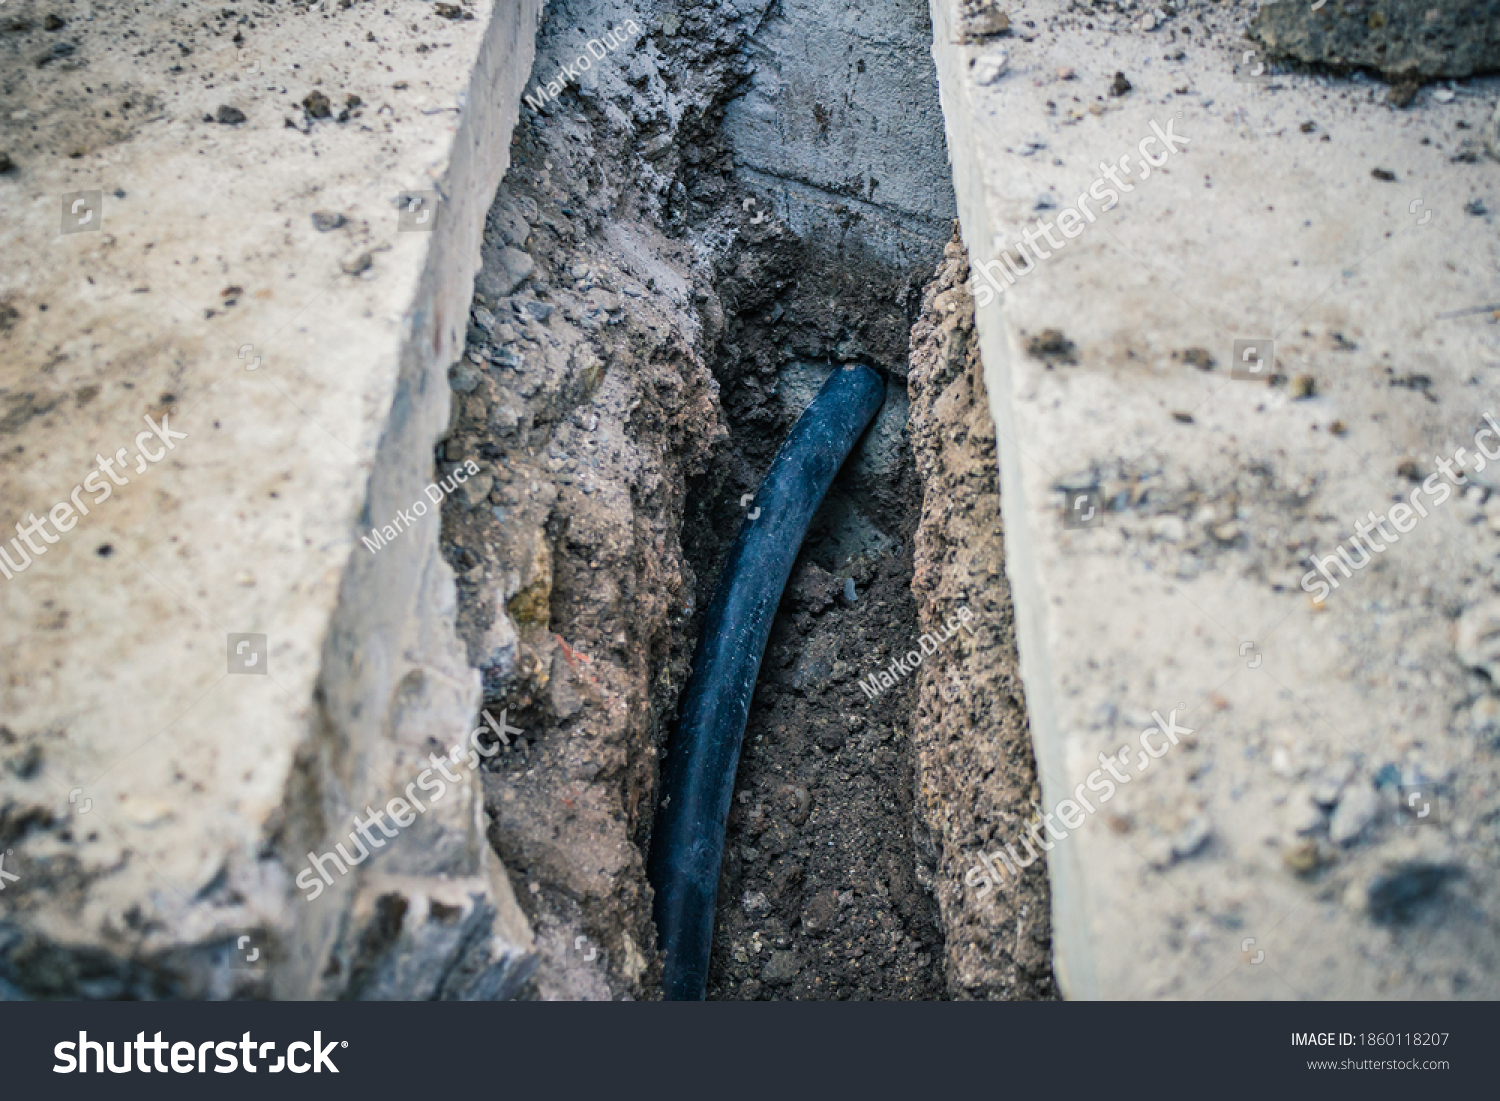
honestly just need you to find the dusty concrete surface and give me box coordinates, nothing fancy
[0,0,542,998]
[933,0,1500,997]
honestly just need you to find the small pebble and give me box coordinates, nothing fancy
[1471,695,1500,737]
[449,363,482,394]
[1329,784,1378,845]
[1311,761,1353,807]
[973,50,1009,85]
[303,90,333,119]
[1150,515,1186,542]
[762,950,799,985]
[844,577,857,602]
[1456,599,1500,681]
[781,783,812,825]
[459,474,493,509]
[1283,838,1321,875]
[1288,793,1326,835]
[967,6,1010,37]
[1172,815,1212,859]
[1387,81,1419,108]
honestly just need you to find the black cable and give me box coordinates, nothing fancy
[648,363,886,1000]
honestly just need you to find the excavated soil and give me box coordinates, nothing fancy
[907,232,1055,1000]
[693,234,943,1002]
[435,1,1048,1000]
[704,543,946,999]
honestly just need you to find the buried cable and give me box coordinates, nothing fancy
[648,363,886,1000]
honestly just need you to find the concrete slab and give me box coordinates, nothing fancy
[933,0,1500,998]
[0,0,542,997]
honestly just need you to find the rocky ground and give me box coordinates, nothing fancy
[907,231,1056,1000]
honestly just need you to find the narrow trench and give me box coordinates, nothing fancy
[684,249,941,1000]
[437,0,1048,1000]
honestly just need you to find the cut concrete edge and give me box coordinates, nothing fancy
[0,0,548,999]
[928,0,1098,999]
[289,0,549,998]
[931,0,1500,1000]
